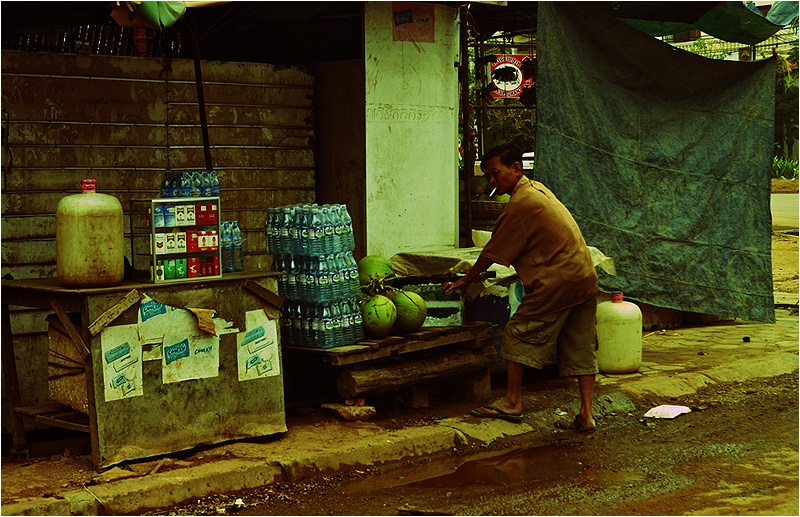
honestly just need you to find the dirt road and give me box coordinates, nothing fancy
[156,373,798,516]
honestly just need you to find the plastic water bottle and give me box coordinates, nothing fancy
[311,304,324,347]
[179,172,191,197]
[290,302,303,346]
[320,207,334,255]
[350,298,365,342]
[231,221,244,272]
[344,252,360,297]
[340,205,355,251]
[161,172,172,198]
[210,170,220,197]
[285,256,297,300]
[264,208,275,255]
[200,171,212,197]
[307,208,321,256]
[221,221,233,273]
[317,256,331,302]
[327,254,342,301]
[293,206,305,256]
[190,172,202,197]
[300,304,311,346]
[169,172,181,198]
[331,302,345,347]
[339,300,354,345]
[305,258,317,302]
[282,301,295,345]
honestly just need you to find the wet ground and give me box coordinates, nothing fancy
[151,372,798,516]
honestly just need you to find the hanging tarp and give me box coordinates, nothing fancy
[621,1,799,45]
[536,3,776,323]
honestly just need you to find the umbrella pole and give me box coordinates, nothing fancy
[188,10,213,172]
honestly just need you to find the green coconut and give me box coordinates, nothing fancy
[471,175,489,197]
[360,295,397,338]
[492,193,511,203]
[358,255,395,287]
[388,291,427,333]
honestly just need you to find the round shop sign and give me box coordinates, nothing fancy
[490,55,534,99]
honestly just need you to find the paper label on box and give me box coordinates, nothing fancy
[175,205,186,226]
[186,205,196,225]
[164,205,176,227]
[165,233,176,253]
[154,233,166,255]
[176,232,187,253]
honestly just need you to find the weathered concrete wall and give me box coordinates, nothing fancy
[363,2,460,258]
[1,50,314,425]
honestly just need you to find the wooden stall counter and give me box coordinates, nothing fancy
[2,273,286,470]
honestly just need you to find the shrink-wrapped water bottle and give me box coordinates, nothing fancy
[287,206,300,255]
[333,253,348,298]
[280,208,293,256]
[350,298,365,342]
[282,301,295,345]
[327,254,342,301]
[301,304,312,346]
[200,171,212,197]
[344,252,360,297]
[321,207,335,254]
[265,208,275,255]
[296,206,309,256]
[285,256,297,300]
[161,172,172,198]
[318,256,332,302]
[310,208,324,256]
[304,257,317,302]
[210,170,220,197]
[311,304,324,347]
[184,171,192,197]
[190,172,202,197]
[340,205,355,251]
[221,221,234,273]
[331,302,345,347]
[231,221,244,272]
[339,300,354,345]
[292,302,303,346]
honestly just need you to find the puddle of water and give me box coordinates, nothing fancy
[341,444,644,493]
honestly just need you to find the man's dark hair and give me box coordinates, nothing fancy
[480,143,523,172]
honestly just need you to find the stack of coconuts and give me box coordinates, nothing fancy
[357,256,427,338]
[471,175,510,203]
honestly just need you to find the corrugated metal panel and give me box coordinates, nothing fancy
[1,49,315,279]
[1,49,314,414]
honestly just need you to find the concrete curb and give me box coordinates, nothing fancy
[3,426,465,516]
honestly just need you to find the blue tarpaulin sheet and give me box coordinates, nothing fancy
[536,2,776,322]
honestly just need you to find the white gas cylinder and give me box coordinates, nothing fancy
[56,179,124,287]
[596,292,642,373]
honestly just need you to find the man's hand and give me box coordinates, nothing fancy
[442,276,469,294]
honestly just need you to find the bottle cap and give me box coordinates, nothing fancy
[611,292,624,303]
[81,179,97,193]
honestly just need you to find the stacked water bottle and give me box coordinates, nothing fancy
[221,220,244,273]
[266,204,365,349]
[160,170,220,198]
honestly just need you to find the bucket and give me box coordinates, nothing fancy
[596,292,642,373]
[56,179,124,287]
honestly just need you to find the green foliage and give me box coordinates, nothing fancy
[484,105,536,152]
[774,43,799,158]
[772,156,799,179]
